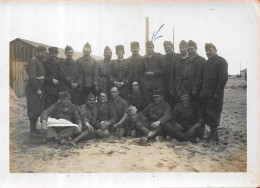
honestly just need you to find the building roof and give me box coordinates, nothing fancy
[240,68,247,72]
[10,38,102,60]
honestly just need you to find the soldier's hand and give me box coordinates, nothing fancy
[42,120,47,130]
[113,123,119,129]
[37,90,42,97]
[86,123,94,133]
[53,79,59,85]
[151,121,160,129]
[192,90,197,96]
[145,71,154,76]
[77,124,82,133]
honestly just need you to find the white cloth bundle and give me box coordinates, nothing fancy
[37,117,78,128]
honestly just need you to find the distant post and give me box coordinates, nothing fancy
[172,26,175,52]
[146,17,149,42]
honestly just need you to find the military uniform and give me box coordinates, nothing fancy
[110,58,131,100]
[127,91,148,112]
[122,113,148,136]
[58,58,82,106]
[127,54,144,83]
[97,59,113,95]
[77,104,97,130]
[199,54,228,127]
[44,54,60,109]
[142,52,166,103]
[40,101,81,140]
[77,55,98,104]
[25,47,46,135]
[95,102,117,130]
[110,96,129,120]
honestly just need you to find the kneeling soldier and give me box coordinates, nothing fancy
[165,90,205,143]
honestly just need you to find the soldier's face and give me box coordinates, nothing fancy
[179,46,187,56]
[99,93,107,103]
[110,88,119,99]
[60,97,71,106]
[153,95,163,105]
[83,47,92,56]
[180,94,190,105]
[132,82,139,92]
[131,46,140,56]
[104,50,112,60]
[187,46,197,57]
[50,53,58,59]
[164,44,173,54]
[86,97,96,107]
[116,50,125,59]
[146,45,154,55]
[65,50,74,59]
[129,112,138,122]
[206,47,217,59]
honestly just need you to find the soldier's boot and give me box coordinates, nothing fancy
[29,119,42,138]
[140,127,150,136]
[96,129,109,138]
[208,126,219,145]
[68,131,90,146]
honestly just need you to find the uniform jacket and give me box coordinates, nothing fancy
[96,102,117,125]
[76,55,98,87]
[77,104,97,126]
[127,91,148,112]
[140,100,172,125]
[110,97,129,120]
[97,59,113,93]
[199,55,228,98]
[127,54,144,83]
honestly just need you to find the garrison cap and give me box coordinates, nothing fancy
[179,40,187,47]
[48,47,58,54]
[152,88,163,96]
[86,92,96,100]
[146,41,154,47]
[35,46,47,52]
[84,42,91,49]
[131,41,139,48]
[163,41,174,47]
[187,40,197,49]
[115,45,124,52]
[205,43,217,51]
[65,45,73,52]
[104,46,112,53]
[59,91,71,100]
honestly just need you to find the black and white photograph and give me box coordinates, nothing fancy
[1,0,260,187]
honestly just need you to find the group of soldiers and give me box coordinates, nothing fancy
[25,39,228,146]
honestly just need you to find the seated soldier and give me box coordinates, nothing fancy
[95,91,117,138]
[40,91,82,145]
[165,90,205,143]
[137,89,172,140]
[127,81,148,112]
[69,93,97,145]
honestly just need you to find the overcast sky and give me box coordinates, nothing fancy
[5,1,259,74]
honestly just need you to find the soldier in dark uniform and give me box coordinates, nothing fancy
[182,40,206,105]
[44,47,60,109]
[169,40,189,108]
[165,91,205,143]
[142,41,166,104]
[77,42,99,105]
[25,46,46,137]
[199,43,228,145]
[137,89,172,139]
[40,91,82,144]
[163,41,181,104]
[110,45,131,100]
[58,45,82,106]
[127,41,144,84]
[97,46,113,95]
[127,81,147,112]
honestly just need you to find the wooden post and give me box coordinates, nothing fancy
[172,26,175,53]
[146,17,149,42]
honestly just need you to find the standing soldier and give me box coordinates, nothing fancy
[77,42,99,105]
[44,47,60,109]
[182,40,206,105]
[163,41,181,104]
[25,46,46,137]
[142,41,166,104]
[97,46,113,95]
[58,45,82,106]
[199,43,228,145]
[110,45,131,100]
[127,41,144,84]
[169,40,189,107]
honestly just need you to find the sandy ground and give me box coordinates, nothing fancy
[9,77,247,172]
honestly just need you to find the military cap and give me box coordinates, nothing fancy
[205,43,217,51]
[35,46,47,52]
[104,46,112,52]
[127,105,138,115]
[180,88,190,97]
[59,91,71,100]
[131,41,139,48]
[146,41,154,47]
[86,92,96,100]
[163,41,174,47]
[84,42,91,49]
[152,88,163,96]
[187,40,197,49]
[179,40,187,47]
[99,89,108,96]
[48,47,58,54]
[115,45,124,52]
[65,45,73,52]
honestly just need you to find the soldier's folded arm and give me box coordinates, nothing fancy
[158,105,172,125]
[40,103,58,122]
